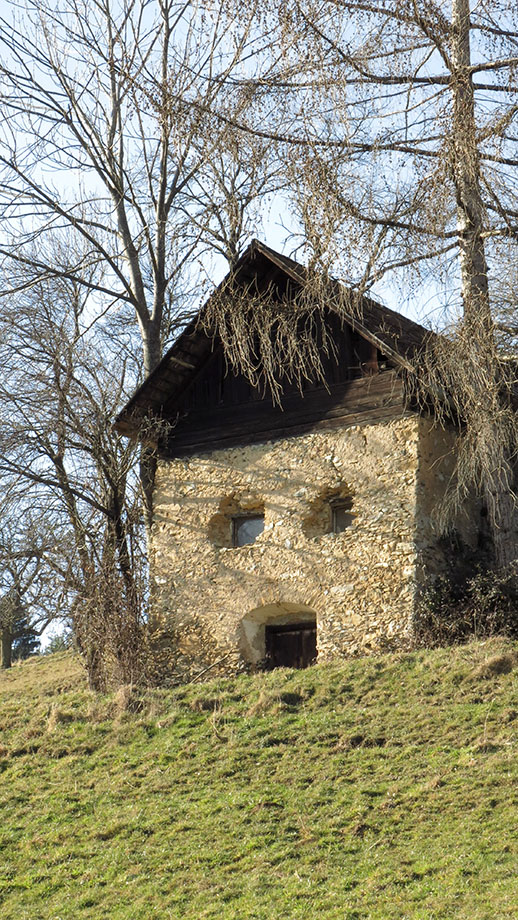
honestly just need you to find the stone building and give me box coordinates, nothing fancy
[115,240,479,676]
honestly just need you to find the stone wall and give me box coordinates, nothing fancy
[149,415,464,677]
[415,420,481,575]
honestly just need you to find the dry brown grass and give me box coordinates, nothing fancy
[471,652,518,680]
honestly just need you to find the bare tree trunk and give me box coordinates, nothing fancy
[1,626,12,669]
[451,0,491,334]
[484,433,518,570]
[450,0,518,569]
[138,323,161,532]
[140,448,158,534]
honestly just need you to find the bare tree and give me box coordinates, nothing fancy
[0,515,57,668]
[214,0,518,569]
[0,0,281,523]
[0,263,147,687]
[185,135,285,268]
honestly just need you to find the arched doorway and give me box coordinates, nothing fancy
[240,603,317,670]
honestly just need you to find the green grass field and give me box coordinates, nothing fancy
[1,639,518,919]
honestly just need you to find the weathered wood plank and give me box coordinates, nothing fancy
[163,404,413,457]
[162,371,409,457]
[168,370,403,426]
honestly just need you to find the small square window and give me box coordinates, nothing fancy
[331,501,353,534]
[232,515,264,547]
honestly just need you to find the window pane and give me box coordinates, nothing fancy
[233,515,264,547]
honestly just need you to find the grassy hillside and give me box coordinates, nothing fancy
[1,641,518,919]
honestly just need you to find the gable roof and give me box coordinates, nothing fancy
[114,239,430,438]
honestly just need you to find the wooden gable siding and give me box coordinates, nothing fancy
[169,315,377,417]
[114,241,431,440]
[162,369,408,457]
[159,310,411,458]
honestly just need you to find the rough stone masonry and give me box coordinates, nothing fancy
[149,415,479,677]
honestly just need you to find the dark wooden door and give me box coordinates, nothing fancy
[265,623,317,669]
